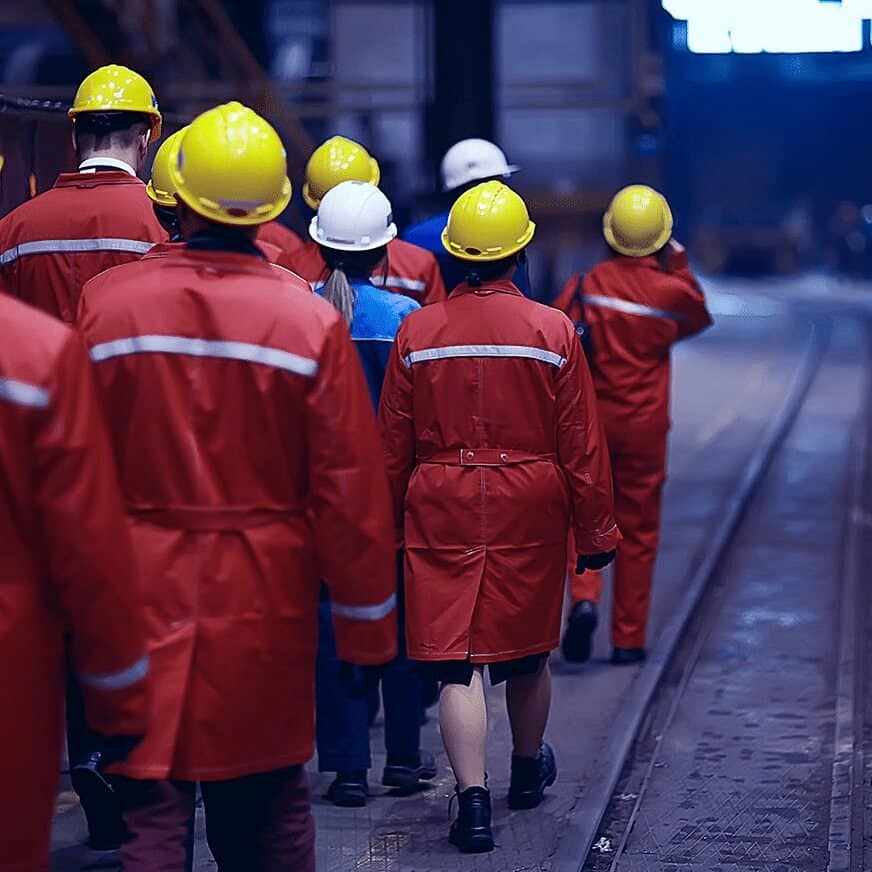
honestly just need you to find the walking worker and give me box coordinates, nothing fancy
[554,184,712,666]
[78,102,398,871]
[308,180,436,806]
[379,181,620,853]
[402,138,532,296]
[0,293,149,871]
[280,135,447,306]
[0,64,165,323]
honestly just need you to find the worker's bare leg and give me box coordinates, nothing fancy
[439,667,487,790]
[506,660,551,757]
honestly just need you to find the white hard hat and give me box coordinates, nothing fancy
[309,180,398,252]
[440,138,519,192]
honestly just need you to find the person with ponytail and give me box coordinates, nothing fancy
[310,180,436,806]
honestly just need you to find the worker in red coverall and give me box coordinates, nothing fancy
[280,135,447,306]
[78,102,397,872]
[553,185,712,666]
[0,64,165,324]
[0,293,149,872]
[379,181,620,854]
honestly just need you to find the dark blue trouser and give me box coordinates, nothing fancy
[316,583,423,773]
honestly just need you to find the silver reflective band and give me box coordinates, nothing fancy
[370,275,426,293]
[0,238,154,266]
[90,335,319,378]
[583,294,684,321]
[404,344,565,368]
[0,376,50,409]
[331,592,397,622]
[78,654,149,691]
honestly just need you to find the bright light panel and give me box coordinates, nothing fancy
[663,0,872,53]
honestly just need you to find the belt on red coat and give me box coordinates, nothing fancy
[127,504,303,531]
[417,448,557,466]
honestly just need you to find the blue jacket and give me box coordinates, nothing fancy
[319,279,420,408]
[403,211,532,297]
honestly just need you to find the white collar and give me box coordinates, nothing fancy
[78,157,137,177]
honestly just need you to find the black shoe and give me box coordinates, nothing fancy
[561,600,598,663]
[326,771,369,807]
[448,786,494,853]
[71,756,123,850]
[507,743,557,810]
[611,646,646,665]
[382,750,437,789]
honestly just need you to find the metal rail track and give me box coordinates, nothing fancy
[551,321,829,872]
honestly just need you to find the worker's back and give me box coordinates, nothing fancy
[79,244,396,781]
[0,170,165,323]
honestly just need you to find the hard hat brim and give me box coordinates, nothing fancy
[442,163,521,193]
[145,180,176,208]
[440,219,536,262]
[309,215,398,252]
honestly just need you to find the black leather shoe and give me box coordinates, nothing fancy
[508,743,557,810]
[326,771,369,807]
[561,600,598,663]
[71,755,123,850]
[382,749,437,789]
[449,785,494,853]
[611,646,646,665]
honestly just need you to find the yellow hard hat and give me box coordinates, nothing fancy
[441,180,535,262]
[168,102,292,227]
[68,64,162,140]
[303,136,380,209]
[146,127,187,207]
[603,184,673,257]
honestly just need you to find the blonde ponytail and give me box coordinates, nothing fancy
[321,266,358,328]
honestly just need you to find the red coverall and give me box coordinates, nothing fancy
[379,279,620,663]
[0,294,148,872]
[257,219,304,259]
[79,245,396,870]
[553,246,712,648]
[0,170,165,323]
[281,237,447,306]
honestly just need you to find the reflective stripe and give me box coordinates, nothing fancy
[78,654,149,692]
[312,276,426,294]
[0,376,50,409]
[583,294,683,321]
[331,592,397,622]
[370,275,426,293]
[404,344,565,368]
[89,335,319,378]
[0,238,154,266]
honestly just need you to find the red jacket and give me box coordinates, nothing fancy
[257,220,304,259]
[553,246,712,434]
[79,245,397,780]
[0,296,148,871]
[379,280,619,662]
[0,171,166,323]
[281,237,447,306]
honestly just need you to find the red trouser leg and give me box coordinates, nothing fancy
[610,436,667,649]
[118,778,196,871]
[201,765,315,872]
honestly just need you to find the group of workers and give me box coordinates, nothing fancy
[0,63,711,871]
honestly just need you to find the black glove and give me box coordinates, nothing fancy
[575,550,617,574]
[338,662,383,698]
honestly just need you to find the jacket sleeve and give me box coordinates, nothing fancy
[306,316,398,665]
[33,331,149,738]
[422,251,447,305]
[552,273,582,321]
[666,243,713,341]
[555,324,621,556]
[377,337,416,542]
